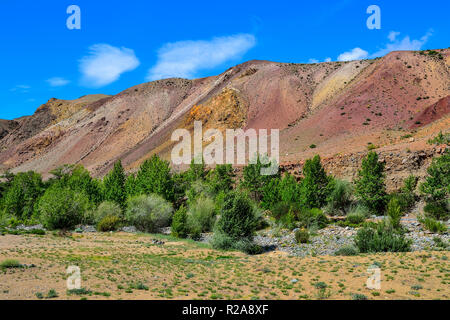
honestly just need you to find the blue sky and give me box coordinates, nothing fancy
[1,0,448,119]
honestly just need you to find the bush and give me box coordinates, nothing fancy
[0,259,22,270]
[187,196,216,235]
[355,151,387,214]
[234,239,263,255]
[207,164,234,194]
[186,180,214,206]
[334,246,359,256]
[212,192,259,252]
[419,151,449,220]
[93,201,122,224]
[346,210,367,225]
[125,194,173,232]
[97,215,121,232]
[418,215,447,234]
[386,198,403,229]
[325,179,353,216]
[354,222,412,253]
[38,186,92,230]
[171,205,188,238]
[297,208,328,230]
[295,229,309,243]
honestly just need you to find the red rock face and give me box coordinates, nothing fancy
[0,49,449,178]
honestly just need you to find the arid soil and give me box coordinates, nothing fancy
[0,232,448,300]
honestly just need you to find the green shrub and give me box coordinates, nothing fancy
[325,179,353,216]
[187,195,216,234]
[97,215,121,232]
[297,208,328,230]
[93,201,122,224]
[334,246,359,256]
[354,222,412,253]
[212,192,259,252]
[346,210,367,225]
[125,194,173,232]
[207,164,234,194]
[171,205,188,238]
[386,198,403,230]
[423,202,449,221]
[234,239,263,255]
[295,229,309,243]
[419,151,449,220]
[186,180,214,206]
[418,215,447,234]
[0,259,22,270]
[355,151,387,214]
[215,192,257,240]
[38,186,92,230]
[427,131,450,145]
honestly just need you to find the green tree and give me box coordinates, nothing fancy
[279,172,301,204]
[2,171,44,221]
[207,164,234,194]
[171,205,188,238]
[125,173,137,198]
[299,155,333,209]
[386,197,403,230]
[419,151,449,220]
[66,165,103,205]
[242,155,278,200]
[355,152,387,214]
[186,156,206,182]
[37,185,92,230]
[214,192,258,241]
[135,155,174,201]
[261,178,281,210]
[103,160,127,209]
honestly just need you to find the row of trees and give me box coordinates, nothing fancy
[0,148,448,254]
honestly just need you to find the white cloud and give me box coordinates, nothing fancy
[46,77,70,87]
[336,30,432,62]
[10,84,30,93]
[308,58,319,63]
[147,34,256,81]
[371,30,433,58]
[324,57,332,62]
[388,31,400,42]
[337,47,369,61]
[80,44,140,87]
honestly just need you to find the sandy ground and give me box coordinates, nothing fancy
[0,232,448,300]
